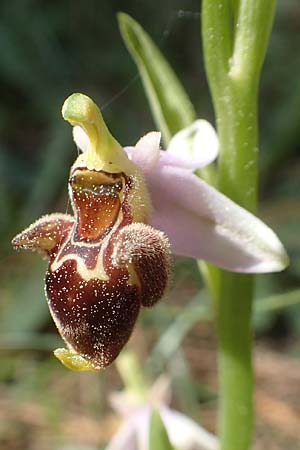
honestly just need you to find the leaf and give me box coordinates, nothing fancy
[149,408,176,450]
[255,289,300,313]
[118,12,196,146]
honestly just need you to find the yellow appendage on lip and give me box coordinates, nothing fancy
[62,93,134,173]
[54,348,100,371]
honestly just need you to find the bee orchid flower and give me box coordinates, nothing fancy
[12,93,288,371]
[12,93,171,371]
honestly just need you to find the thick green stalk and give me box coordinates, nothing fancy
[201,1,276,449]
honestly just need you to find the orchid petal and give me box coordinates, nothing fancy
[106,405,218,450]
[73,125,89,152]
[160,405,218,450]
[105,415,139,450]
[167,120,219,170]
[126,139,196,172]
[131,131,161,173]
[136,163,288,273]
[126,122,219,172]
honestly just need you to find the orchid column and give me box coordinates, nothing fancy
[202,1,276,450]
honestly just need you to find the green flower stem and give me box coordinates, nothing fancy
[202,1,276,450]
[115,350,148,401]
[215,273,254,450]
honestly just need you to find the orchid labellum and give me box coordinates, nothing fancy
[12,93,288,371]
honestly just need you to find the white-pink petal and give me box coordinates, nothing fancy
[130,131,161,174]
[167,120,219,170]
[73,125,89,152]
[105,405,218,450]
[105,414,138,450]
[160,405,218,450]
[141,163,288,273]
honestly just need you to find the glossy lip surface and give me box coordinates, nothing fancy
[69,168,125,243]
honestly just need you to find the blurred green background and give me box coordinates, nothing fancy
[1,1,300,449]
